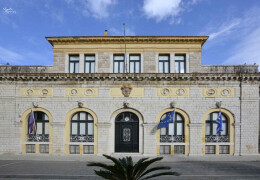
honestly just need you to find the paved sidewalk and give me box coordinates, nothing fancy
[0,153,259,162]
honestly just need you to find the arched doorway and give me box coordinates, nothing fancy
[115,112,139,152]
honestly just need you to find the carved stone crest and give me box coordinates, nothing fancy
[121,85,132,97]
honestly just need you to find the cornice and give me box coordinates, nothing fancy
[0,73,260,81]
[46,36,209,47]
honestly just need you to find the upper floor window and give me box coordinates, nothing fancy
[129,55,140,73]
[85,55,95,73]
[28,111,49,142]
[205,112,229,142]
[70,112,94,142]
[69,55,79,73]
[175,55,186,73]
[160,112,184,142]
[159,55,170,73]
[114,55,125,73]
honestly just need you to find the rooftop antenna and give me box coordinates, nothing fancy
[123,23,127,73]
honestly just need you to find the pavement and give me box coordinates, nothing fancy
[0,153,260,162]
[0,160,260,180]
[0,154,260,179]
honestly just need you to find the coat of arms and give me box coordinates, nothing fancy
[121,85,132,97]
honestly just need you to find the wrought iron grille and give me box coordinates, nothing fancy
[205,135,229,142]
[28,134,49,142]
[160,135,184,142]
[70,135,94,142]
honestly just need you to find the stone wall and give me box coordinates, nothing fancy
[201,65,258,73]
[0,76,259,156]
[0,66,53,73]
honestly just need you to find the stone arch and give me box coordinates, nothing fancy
[110,108,144,154]
[21,107,53,153]
[64,107,98,154]
[201,108,235,155]
[155,108,190,155]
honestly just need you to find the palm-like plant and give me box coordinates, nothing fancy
[87,154,180,180]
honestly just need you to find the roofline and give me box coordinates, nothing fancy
[45,36,209,47]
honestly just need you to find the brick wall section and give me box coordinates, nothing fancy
[53,53,66,73]
[143,52,157,73]
[189,52,201,73]
[97,52,112,73]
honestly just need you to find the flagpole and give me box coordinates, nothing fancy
[31,108,38,141]
[172,107,176,142]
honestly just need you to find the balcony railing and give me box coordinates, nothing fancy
[205,135,229,142]
[28,134,49,142]
[70,135,94,142]
[160,135,184,143]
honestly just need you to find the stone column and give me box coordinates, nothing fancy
[96,122,112,155]
[51,122,65,154]
[188,123,203,156]
[233,122,241,155]
[143,123,157,155]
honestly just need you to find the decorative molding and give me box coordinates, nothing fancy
[1,73,260,82]
[202,88,235,97]
[156,88,189,97]
[21,88,53,97]
[46,36,208,46]
[65,88,98,97]
[110,88,144,97]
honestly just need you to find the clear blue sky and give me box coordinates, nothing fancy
[0,0,260,66]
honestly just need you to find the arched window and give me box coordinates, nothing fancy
[205,112,229,142]
[160,112,184,142]
[28,111,49,142]
[70,112,94,142]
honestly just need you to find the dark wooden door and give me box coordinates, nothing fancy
[115,112,139,152]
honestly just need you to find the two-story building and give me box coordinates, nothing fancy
[0,31,259,156]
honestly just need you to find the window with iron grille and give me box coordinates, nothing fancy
[26,144,35,153]
[160,145,171,154]
[129,55,140,73]
[39,144,49,154]
[174,145,185,154]
[159,55,170,73]
[160,112,184,143]
[113,55,125,73]
[175,55,186,73]
[28,111,49,142]
[205,145,215,154]
[219,145,229,154]
[85,55,95,73]
[205,112,229,142]
[70,112,94,142]
[83,145,94,154]
[69,55,79,73]
[70,145,80,154]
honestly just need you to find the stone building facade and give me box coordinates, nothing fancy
[0,34,259,156]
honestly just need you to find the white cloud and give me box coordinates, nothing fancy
[66,0,116,19]
[208,19,241,40]
[142,0,182,22]
[223,27,260,66]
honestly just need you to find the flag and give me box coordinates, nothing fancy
[157,109,175,129]
[216,110,223,134]
[28,109,35,134]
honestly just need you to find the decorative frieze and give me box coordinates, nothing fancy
[156,88,189,97]
[202,88,235,97]
[65,88,98,97]
[21,88,53,97]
